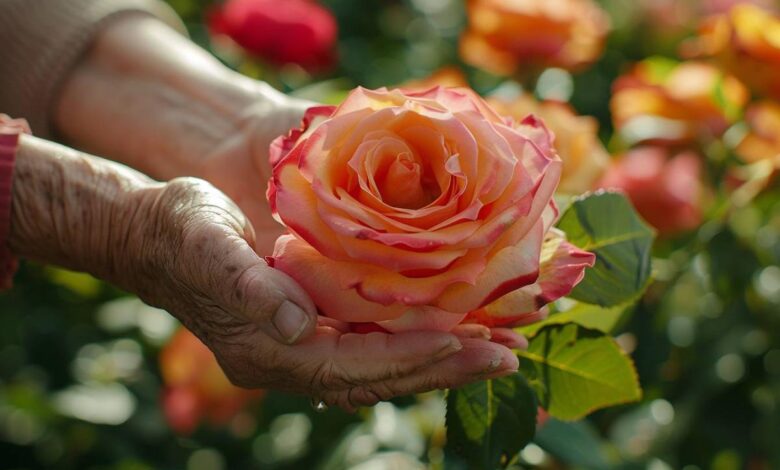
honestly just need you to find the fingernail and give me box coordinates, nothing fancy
[434,338,463,360]
[486,355,520,379]
[480,353,518,378]
[485,354,503,373]
[273,301,310,344]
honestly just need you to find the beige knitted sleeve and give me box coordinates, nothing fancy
[0,0,186,138]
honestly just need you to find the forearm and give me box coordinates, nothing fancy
[8,135,158,284]
[54,15,302,181]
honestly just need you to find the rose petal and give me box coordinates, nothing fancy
[271,235,409,322]
[377,307,468,333]
[269,105,335,168]
[466,230,595,327]
[404,86,508,124]
[435,219,546,313]
[271,162,349,258]
[273,235,489,316]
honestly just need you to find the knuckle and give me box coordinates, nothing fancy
[344,383,395,409]
[359,385,390,405]
[310,360,336,391]
[309,359,350,392]
[231,265,280,318]
[424,374,451,391]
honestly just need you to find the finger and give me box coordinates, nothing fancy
[499,308,549,328]
[451,323,491,340]
[489,328,528,350]
[218,242,319,345]
[323,339,519,410]
[317,315,351,333]
[289,330,463,389]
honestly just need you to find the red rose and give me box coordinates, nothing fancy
[208,0,338,71]
[598,147,703,236]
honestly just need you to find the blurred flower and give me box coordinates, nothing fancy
[488,94,609,194]
[597,147,704,236]
[735,101,780,167]
[459,0,610,76]
[682,4,780,99]
[638,0,696,34]
[159,328,263,434]
[208,0,338,72]
[611,58,749,145]
[700,0,776,16]
[401,67,470,90]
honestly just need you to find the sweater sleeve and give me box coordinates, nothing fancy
[0,115,30,290]
[0,0,186,138]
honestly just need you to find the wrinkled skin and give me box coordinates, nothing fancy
[9,136,523,411]
[133,179,523,411]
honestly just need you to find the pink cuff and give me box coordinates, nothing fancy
[0,114,31,290]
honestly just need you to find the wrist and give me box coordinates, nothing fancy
[8,136,157,282]
[54,15,310,181]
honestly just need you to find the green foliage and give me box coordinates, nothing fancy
[444,175,651,467]
[558,191,656,307]
[445,375,537,470]
[518,324,642,421]
[520,301,630,336]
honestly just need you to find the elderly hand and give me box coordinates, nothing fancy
[10,136,522,411]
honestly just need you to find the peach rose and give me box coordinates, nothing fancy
[267,87,594,332]
[488,95,608,195]
[459,0,610,75]
[597,147,703,236]
[683,4,780,99]
[611,58,748,145]
[160,328,263,434]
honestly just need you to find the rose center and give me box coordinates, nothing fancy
[376,152,438,209]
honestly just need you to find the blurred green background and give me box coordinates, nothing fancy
[3,0,780,469]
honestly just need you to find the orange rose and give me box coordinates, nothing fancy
[611,58,749,145]
[459,0,610,75]
[159,328,263,434]
[488,95,608,194]
[683,4,780,99]
[597,147,703,236]
[735,101,780,167]
[267,87,594,332]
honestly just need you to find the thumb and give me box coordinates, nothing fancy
[222,245,318,345]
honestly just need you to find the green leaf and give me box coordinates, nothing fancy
[446,374,537,470]
[517,324,641,421]
[520,301,631,337]
[557,190,655,307]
